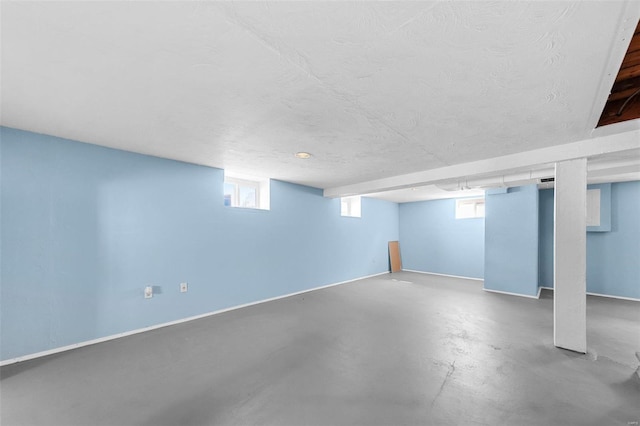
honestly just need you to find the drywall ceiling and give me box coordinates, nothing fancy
[2,1,640,202]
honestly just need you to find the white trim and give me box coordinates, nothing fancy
[402,269,484,282]
[587,292,640,302]
[483,287,540,299]
[539,286,640,302]
[0,271,389,367]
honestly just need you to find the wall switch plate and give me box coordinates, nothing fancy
[180,282,188,293]
[144,286,153,299]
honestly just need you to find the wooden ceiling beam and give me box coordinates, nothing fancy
[598,96,640,127]
[614,65,640,82]
[597,20,640,127]
[606,75,640,105]
[620,49,640,69]
[607,85,640,102]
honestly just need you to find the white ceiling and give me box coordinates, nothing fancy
[2,1,640,203]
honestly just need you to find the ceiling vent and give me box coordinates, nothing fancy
[540,177,555,183]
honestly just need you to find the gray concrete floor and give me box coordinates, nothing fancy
[1,272,639,426]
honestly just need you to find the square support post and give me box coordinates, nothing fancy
[554,158,587,353]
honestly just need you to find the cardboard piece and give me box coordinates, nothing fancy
[388,241,402,273]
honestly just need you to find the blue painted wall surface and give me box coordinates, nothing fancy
[538,189,554,288]
[398,198,484,279]
[539,183,612,287]
[1,127,399,361]
[539,182,640,299]
[484,185,539,297]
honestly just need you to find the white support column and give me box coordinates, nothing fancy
[554,158,587,353]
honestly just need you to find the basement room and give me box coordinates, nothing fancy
[1,1,639,425]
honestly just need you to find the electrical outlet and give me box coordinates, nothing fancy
[180,282,188,293]
[144,286,153,299]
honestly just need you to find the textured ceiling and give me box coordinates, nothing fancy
[2,1,640,197]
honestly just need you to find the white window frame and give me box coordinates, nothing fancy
[341,196,361,218]
[224,172,270,210]
[455,197,485,219]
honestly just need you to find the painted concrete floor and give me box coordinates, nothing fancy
[1,272,639,426]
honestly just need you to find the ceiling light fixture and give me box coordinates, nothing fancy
[295,152,312,159]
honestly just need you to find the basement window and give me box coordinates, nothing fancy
[341,196,361,218]
[224,172,270,210]
[456,197,485,219]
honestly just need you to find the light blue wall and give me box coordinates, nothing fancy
[539,182,640,299]
[538,188,554,288]
[539,183,613,288]
[398,198,484,279]
[484,185,539,297]
[1,127,399,361]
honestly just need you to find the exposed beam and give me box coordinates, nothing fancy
[588,3,640,129]
[323,129,640,198]
[598,91,640,126]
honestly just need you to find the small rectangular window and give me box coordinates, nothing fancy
[224,172,270,210]
[341,196,361,218]
[456,197,485,219]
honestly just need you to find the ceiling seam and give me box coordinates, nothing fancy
[219,3,450,167]
[386,2,441,35]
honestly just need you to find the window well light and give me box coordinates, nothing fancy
[295,152,312,159]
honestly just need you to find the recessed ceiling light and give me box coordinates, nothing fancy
[295,152,312,159]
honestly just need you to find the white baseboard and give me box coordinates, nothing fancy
[402,269,484,282]
[0,271,389,367]
[587,291,640,302]
[483,287,541,299]
[538,286,639,302]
